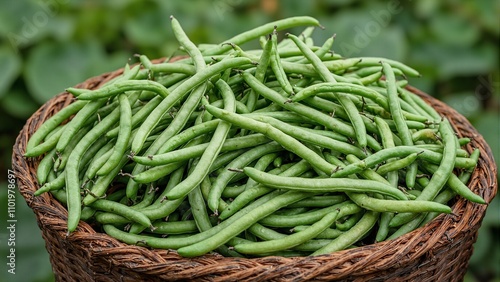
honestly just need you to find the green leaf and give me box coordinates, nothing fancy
[24,40,108,104]
[409,42,497,79]
[441,92,481,118]
[429,13,480,46]
[471,111,500,178]
[124,6,171,47]
[1,90,39,119]
[0,45,22,99]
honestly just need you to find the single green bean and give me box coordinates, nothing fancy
[244,167,407,200]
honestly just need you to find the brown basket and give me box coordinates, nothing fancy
[12,65,498,282]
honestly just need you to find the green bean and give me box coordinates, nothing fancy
[382,61,418,188]
[96,94,132,176]
[165,80,236,200]
[248,37,273,112]
[288,195,347,208]
[250,115,366,158]
[242,72,358,140]
[36,148,57,185]
[133,133,270,166]
[335,211,364,231]
[64,102,128,232]
[82,155,129,206]
[374,116,398,187]
[244,167,407,200]
[171,15,206,70]
[177,190,313,257]
[389,119,457,227]
[149,220,198,235]
[131,183,159,209]
[201,16,321,56]
[140,56,196,75]
[421,161,485,204]
[84,140,115,180]
[270,29,295,96]
[131,57,252,154]
[155,119,220,155]
[330,145,472,179]
[234,210,340,255]
[150,164,185,207]
[208,142,284,212]
[205,105,337,175]
[343,154,390,185]
[106,96,163,138]
[244,152,279,189]
[412,128,439,143]
[219,160,311,220]
[188,185,213,231]
[280,58,362,78]
[259,201,361,228]
[375,152,420,176]
[90,199,152,229]
[296,35,335,64]
[55,99,108,153]
[354,57,420,77]
[346,192,451,213]
[311,211,379,255]
[54,125,92,172]
[25,100,88,156]
[287,33,367,148]
[72,80,170,101]
[292,225,344,239]
[126,81,210,199]
[132,161,186,184]
[34,171,65,196]
[103,190,282,248]
[292,82,388,109]
[387,212,427,240]
[375,211,394,242]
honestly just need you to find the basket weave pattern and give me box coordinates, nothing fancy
[12,67,497,281]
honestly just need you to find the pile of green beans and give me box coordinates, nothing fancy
[26,16,485,258]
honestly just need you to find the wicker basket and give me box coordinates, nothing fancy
[12,65,497,282]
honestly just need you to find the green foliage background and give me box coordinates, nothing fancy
[0,0,498,281]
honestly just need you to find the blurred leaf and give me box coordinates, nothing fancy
[24,40,108,104]
[0,0,71,49]
[1,90,39,119]
[0,46,22,99]
[0,1,38,38]
[280,0,316,16]
[355,26,408,61]
[471,111,500,177]
[124,6,171,47]
[469,0,500,35]
[410,42,497,79]
[442,92,481,118]
[429,13,480,46]
[45,16,75,41]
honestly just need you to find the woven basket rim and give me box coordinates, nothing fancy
[12,62,498,281]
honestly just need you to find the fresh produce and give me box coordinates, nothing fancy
[25,16,485,258]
